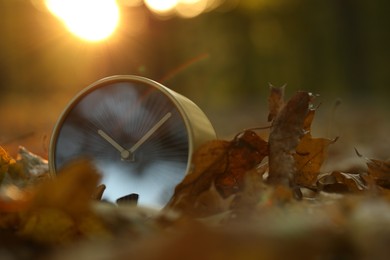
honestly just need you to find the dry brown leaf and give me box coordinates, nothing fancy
[215,130,268,197]
[0,146,15,183]
[30,159,101,216]
[92,184,106,200]
[230,164,269,215]
[164,139,229,217]
[179,140,230,187]
[366,158,390,189]
[18,208,77,244]
[267,85,285,122]
[192,183,235,217]
[293,109,336,188]
[317,171,366,193]
[294,136,333,188]
[0,159,111,244]
[268,92,313,186]
[166,131,268,217]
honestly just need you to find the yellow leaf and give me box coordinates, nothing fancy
[0,146,16,183]
[294,135,334,188]
[2,159,111,244]
[30,159,101,216]
[18,208,76,244]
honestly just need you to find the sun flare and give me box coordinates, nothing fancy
[45,0,120,42]
[144,0,178,13]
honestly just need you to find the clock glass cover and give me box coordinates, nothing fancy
[50,76,214,208]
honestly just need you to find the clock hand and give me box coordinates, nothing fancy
[97,113,171,161]
[97,129,132,160]
[128,112,172,154]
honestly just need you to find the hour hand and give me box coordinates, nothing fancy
[97,129,132,161]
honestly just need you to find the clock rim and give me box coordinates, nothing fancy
[48,75,217,180]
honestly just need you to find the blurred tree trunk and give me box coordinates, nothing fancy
[333,0,369,96]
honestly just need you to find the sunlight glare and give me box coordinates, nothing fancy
[46,0,120,41]
[144,0,178,13]
[176,0,208,18]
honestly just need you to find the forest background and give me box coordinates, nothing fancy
[0,0,389,166]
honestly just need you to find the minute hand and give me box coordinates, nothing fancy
[128,112,172,154]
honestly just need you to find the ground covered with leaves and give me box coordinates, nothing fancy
[1,87,390,259]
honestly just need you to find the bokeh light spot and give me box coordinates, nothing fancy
[144,0,178,14]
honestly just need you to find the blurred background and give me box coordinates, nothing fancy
[0,0,389,165]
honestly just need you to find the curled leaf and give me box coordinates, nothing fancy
[215,130,268,197]
[268,92,313,186]
[317,171,366,193]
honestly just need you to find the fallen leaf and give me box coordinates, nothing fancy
[193,183,235,217]
[317,171,366,193]
[230,164,269,216]
[0,146,50,188]
[0,159,111,244]
[116,193,139,205]
[179,139,230,188]
[354,150,390,191]
[30,159,101,216]
[0,146,15,184]
[366,158,390,189]
[18,208,77,244]
[215,130,268,197]
[267,84,285,122]
[92,184,106,200]
[293,109,336,188]
[166,131,268,217]
[268,92,313,186]
[164,139,229,217]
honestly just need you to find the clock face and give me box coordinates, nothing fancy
[51,77,190,208]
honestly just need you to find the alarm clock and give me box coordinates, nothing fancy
[49,75,216,208]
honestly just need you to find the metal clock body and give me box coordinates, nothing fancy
[49,75,216,208]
